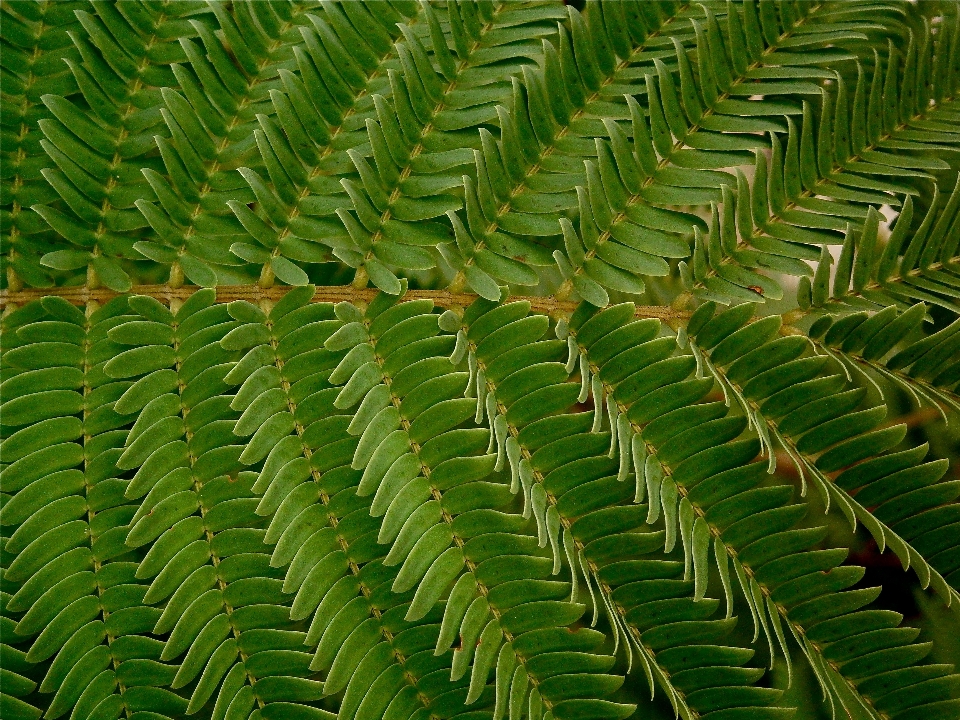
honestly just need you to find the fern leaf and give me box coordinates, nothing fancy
[456,0,918,303]
[0,294,180,719]
[706,14,960,306]
[0,1,87,292]
[436,296,786,720]
[568,299,960,720]
[204,284,633,718]
[3,3,960,718]
[130,2,333,289]
[20,1,218,292]
[228,1,567,295]
[802,175,960,314]
[320,287,633,717]
[794,305,960,596]
[98,289,339,717]
[222,0,437,287]
[444,1,708,300]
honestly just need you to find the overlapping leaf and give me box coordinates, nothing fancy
[0,0,86,291]
[434,296,786,720]
[22,0,215,291]
[1,295,179,720]
[568,299,960,720]
[694,12,960,305]
[3,2,960,719]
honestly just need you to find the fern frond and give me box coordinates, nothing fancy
[434,296,786,720]
[0,294,184,719]
[567,299,960,720]
[223,0,431,265]
[800,175,960,314]
[456,0,920,304]
[682,301,960,609]
[151,282,634,718]
[0,1,87,292]
[16,4,202,291]
[50,287,346,718]
[330,1,570,295]
[810,301,960,419]
[436,0,715,300]
[216,293,456,720]
[102,290,299,717]
[227,1,567,296]
[695,12,960,305]
[800,304,960,585]
[226,0,433,287]
[314,286,632,718]
[3,3,960,718]
[126,1,331,289]
[20,1,218,293]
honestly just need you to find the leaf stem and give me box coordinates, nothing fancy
[0,283,694,321]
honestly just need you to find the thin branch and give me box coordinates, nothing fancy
[0,284,691,321]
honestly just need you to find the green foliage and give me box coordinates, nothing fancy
[2,2,960,720]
